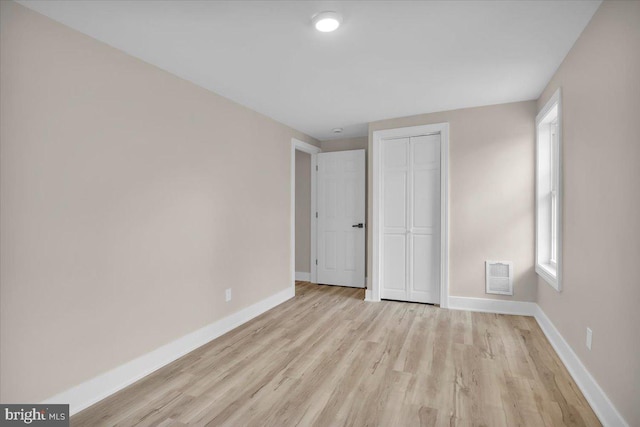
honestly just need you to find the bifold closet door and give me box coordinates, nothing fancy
[381,134,441,304]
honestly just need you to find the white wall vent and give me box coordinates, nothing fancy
[485,261,514,295]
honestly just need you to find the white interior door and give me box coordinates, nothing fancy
[381,135,440,303]
[317,150,365,288]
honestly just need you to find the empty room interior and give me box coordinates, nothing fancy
[1,0,639,426]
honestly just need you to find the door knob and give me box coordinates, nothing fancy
[352,223,364,228]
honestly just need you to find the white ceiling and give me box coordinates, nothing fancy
[18,0,601,141]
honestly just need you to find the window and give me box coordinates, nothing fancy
[536,89,562,291]
[549,118,558,268]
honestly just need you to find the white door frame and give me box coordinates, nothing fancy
[291,138,322,292]
[369,123,450,307]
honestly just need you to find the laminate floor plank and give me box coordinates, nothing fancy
[71,282,601,427]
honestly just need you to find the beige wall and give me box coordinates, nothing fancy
[536,1,640,425]
[369,101,538,302]
[320,137,368,153]
[3,1,638,422]
[0,1,318,403]
[295,151,311,273]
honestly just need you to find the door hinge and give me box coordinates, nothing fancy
[316,165,318,171]
[316,259,318,265]
[316,212,318,218]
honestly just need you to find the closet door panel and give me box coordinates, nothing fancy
[383,234,406,292]
[413,168,439,230]
[380,134,440,304]
[381,138,409,300]
[409,135,441,304]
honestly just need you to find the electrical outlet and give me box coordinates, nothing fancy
[586,327,593,350]
[225,288,232,302]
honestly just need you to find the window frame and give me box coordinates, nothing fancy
[549,118,558,268]
[535,89,562,291]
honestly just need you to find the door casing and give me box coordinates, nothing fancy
[290,138,322,293]
[369,123,450,307]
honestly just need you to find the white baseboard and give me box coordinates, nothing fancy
[42,286,295,416]
[364,289,378,302]
[533,306,628,427]
[448,295,537,316]
[295,271,310,281]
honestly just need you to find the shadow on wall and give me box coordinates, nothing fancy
[452,133,537,301]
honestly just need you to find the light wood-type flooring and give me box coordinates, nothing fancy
[72,282,600,426]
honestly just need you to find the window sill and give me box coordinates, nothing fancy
[536,262,560,291]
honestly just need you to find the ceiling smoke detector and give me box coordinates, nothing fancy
[312,11,342,33]
[332,128,343,134]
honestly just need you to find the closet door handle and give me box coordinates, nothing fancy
[352,223,364,228]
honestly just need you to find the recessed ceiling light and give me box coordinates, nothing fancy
[312,11,342,33]
[332,128,343,134]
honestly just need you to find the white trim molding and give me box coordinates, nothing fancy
[535,88,563,291]
[448,296,536,316]
[295,271,310,281]
[290,138,322,290]
[371,123,450,307]
[364,289,377,302]
[534,306,629,427]
[42,286,295,416]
